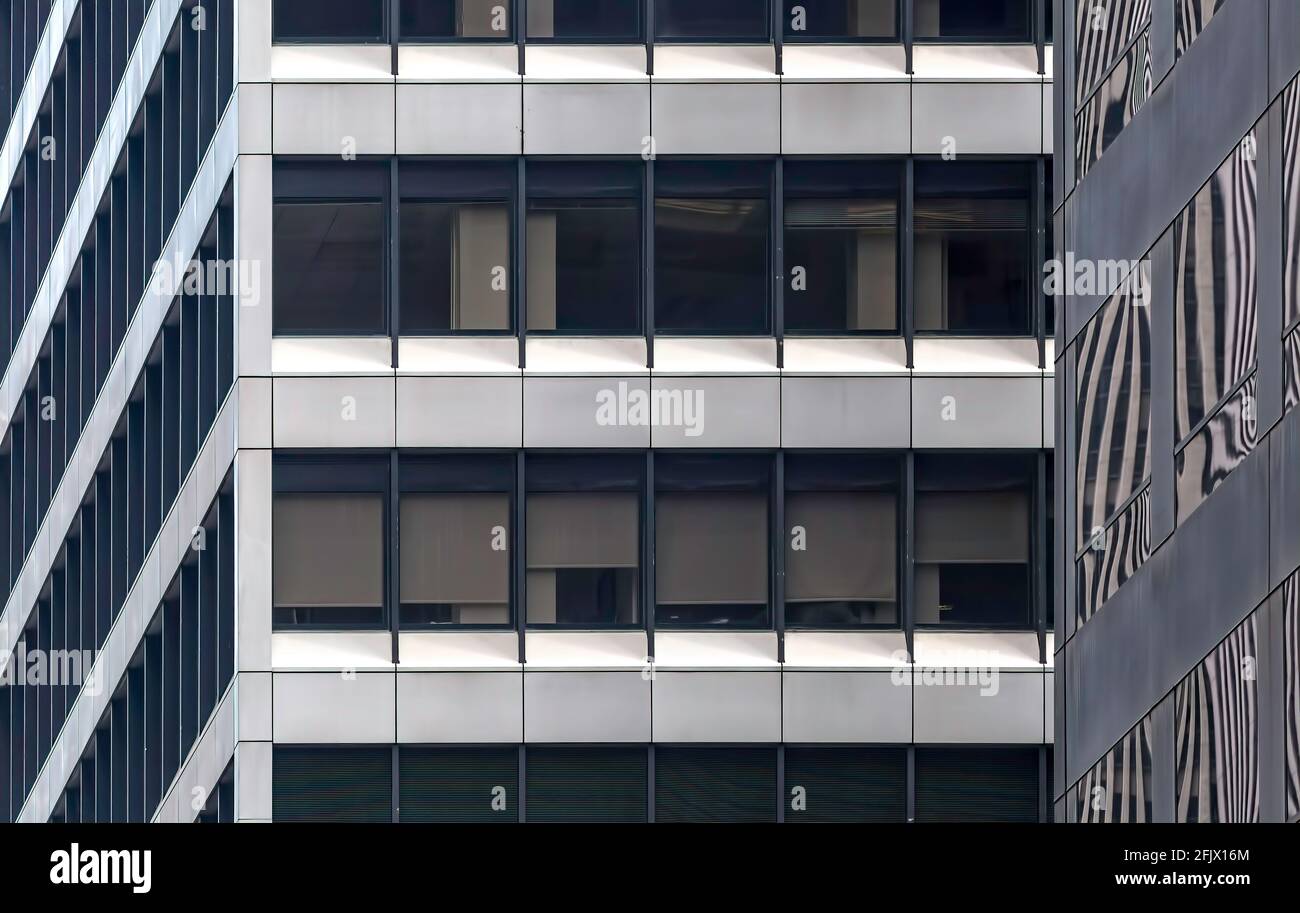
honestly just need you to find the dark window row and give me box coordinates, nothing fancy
[0,0,235,386]
[13,485,237,825]
[275,158,1042,339]
[273,451,1043,632]
[1,0,57,137]
[0,192,235,822]
[272,0,1042,44]
[272,744,1047,823]
[0,22,236,601]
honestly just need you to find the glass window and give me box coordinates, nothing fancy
[784,747,907,822]
[1174,134,1258,444]
[915,748,1039,822]
[526,0,642,41]
[1073,0,1150,107]
[914,0,1032,42]
[915,454,1033,628]
[273,485,386,628]
[401,0,514,40]
[784,454,898,627]
[655,747,776,823]
[273,163,388,336]
[400,162,514,334]
[655,454,770,628]
[915,161,1031,335]
[273,747,392,822]
[782,0,897,40]
[399,747,517,823]
[1175,0,1228,60]
[526,454,642,627]
[1076,716,1153,823]
[527,162,641,333]
[400,455,514,627]
[655,161,770,334]
[273,0,387,43]
[784,161,898,333]
[655,0,769,41]
[525,747,648,823]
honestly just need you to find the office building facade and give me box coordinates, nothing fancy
[2,0,1056,823]
[1054,0,1300,822]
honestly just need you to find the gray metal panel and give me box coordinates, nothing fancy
[273,672,396,743]
[396,84,523,155]
[1064,443,1271,784]
[1044,670,1055,742]
[272,376,397,448]
[396,672,524,743]
[1042,376,1055,448]
[780,83,910,154]
[523,83,650,155]
[523,376,651,448]
[912,82,1043,154]
[1270,0,1300,98]
[1271,410,1300,589]
[523,671,651,742]
[913,671,1046,743]
[397,376,522,448]
[911,376,1043,448]
[780,376,910,448]
[272,83,396,155]
[782,671,911,743]
[650,376,780,448]
[650,83,781,154]
[652,671,782,742]
[1064,0,1271,342]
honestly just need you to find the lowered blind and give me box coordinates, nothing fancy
[400,493,509,605]
[526,492,638,569]
[399,747,517,823]
[784,748,907,823]
[273,494,384,610]
[915,491,1030,563]
[915,748,1039,823]
[526,747,648,823]
[655,492,768,605]
[272,746,391,823]
[786,491,897,602]
[655,747,777,823]
[914,198,1028,231]
[785,198,897,230]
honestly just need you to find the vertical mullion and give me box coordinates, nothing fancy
[902,0,914,73]
[515,158,526,367]
[1035,156,1046,364]
[776,744,785,823]
[902,452,915,660]
[645,0,654,74]
[390,160,400,368]
[514,452,526,663]
[772,158,783,365]
[773,451,784,662]
[644,450,655,662]
[902,159,914,367]
[644,159,654,368]
[1036,450,1048,662]
[389,451,399,663]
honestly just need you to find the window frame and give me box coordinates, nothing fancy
[271,0,392,45]
[398,0,519,44]
[523,0,646,44]
[910,0,1036,45]
[652,0,774,43]
[780,0,902,44]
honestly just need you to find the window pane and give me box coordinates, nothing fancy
[526,0,642,40]
[655,747,776,823]
[527,162,640,332]
[525,747,648,823]
[655,163,770,334]
[273,201,385,334]
[401,0,514,39]
[655,455,769,627]
[401,202,511,333]
[1175,0,1228,60]
[915,162,1030,334]
[273,0,387,42]
[1075,276,1151,543]
[400,493,510,626]
[399,747,517,823]
[785,199,896,332]
[273,493,384,627]
[1074,0,1150,107]
[914,0,1031,42]
[785,454,898,627]
[915,748,1039,822]
[915,454,1033,628]
[526,492,639,625]
[1076,715,1153,822]
[273,747,391,823]
[784,748,907,822]
[1174,135,1258,442]
[782,0,897,40]
[655,0,769,40]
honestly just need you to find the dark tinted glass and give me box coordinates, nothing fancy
[273,747,391,822]
[655,0,769,40]
[526,0,642,40]
[401,0,515,39]
[782,0,898,40]
[655,747,776,823]
[273,201,385,334]
[274,0,386,42]
[914,0,1032,41]
[655,163,770,334]
[784,161,898,333]
[526,747,648,822]
[784,748,907,822]
[915,162,1030,334]
[399,747,517,822]
[915,748,1039,822]
[401,202,512,332]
